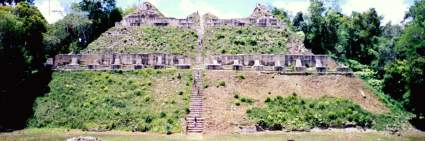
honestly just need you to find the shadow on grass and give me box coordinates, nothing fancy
[0,68,52,132]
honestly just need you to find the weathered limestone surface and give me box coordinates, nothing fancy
[53,53,192,70]
[120,2,198,28]
[204,4,283,28]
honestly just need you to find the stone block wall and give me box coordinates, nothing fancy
[204,54,328,68]
[52,53,192,69]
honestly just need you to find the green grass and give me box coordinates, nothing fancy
[203,26,290,55]
[84,26,198,56]
[29,69,192,133]
[247,93,375,131]
[1,128,424,141]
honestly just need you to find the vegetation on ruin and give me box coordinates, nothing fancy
[203,26,290,55]
[247,93,412,131]
[84,26,198,56]
[247,94,374,131]
[233,94,255,106]
[29,69,192,133]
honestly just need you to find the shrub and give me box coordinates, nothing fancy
[159,112,167,118]
[247,95,375,131]
[217,80,226,87]
[237,74,245,80]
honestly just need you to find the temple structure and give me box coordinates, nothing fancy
[120,2,283,28]
[204,4,283,28]
[120,2,199,27]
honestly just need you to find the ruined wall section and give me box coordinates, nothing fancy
[120,2,199,28]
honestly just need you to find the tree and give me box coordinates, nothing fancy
[43,13,92,55]
[0,2,48,131]
[303,0,326,54]
[14,2,47,69]
[384,0,425,119]
[0,0,33,5]
[78,0,121,47]
[292,12,304,30]
[271,8,290,25]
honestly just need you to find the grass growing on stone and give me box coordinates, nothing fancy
[29,69,192,134]
[84,26,198,56]
[203,26,290,55]
[247,93,375,131]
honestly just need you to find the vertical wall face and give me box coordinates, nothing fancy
[53,54,329,68]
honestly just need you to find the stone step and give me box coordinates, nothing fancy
[190,100,203,102]
[187,126,204,129]
[187,127,204,130]
[187,117,204,120]
[187,114,202,117]
[187,125,204,128]
[189,108,203,110]
[187,123,204,126]
[187,130,203,133]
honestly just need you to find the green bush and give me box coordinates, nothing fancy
[247,95,375,131]
[237,74,245,80]
[234,95,255,105]
[217,80,226,87]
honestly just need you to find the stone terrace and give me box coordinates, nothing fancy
[47,53,351,75]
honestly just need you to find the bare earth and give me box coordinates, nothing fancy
[202,71,389,134]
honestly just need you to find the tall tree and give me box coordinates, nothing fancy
[0,1,48,131]
[292,12,304,30]
[303,0,326,54]
[0,0,33,5]
[384,0,425,117]
[78,0,121,47]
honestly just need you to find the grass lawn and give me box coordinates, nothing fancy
[1,128,424,141]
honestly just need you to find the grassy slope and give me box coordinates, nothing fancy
[29,69,192,133]
[203,26,290,55]
[83,26,198,56]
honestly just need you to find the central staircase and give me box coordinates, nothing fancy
[186,69,204,133]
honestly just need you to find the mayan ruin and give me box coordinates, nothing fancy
[2,0,424,140]
[48,2,349,76]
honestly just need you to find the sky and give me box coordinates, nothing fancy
[35,0,415,24]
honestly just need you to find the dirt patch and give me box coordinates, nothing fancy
[202,71,389,134]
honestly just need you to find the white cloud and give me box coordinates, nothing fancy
[35,0,66,24]
[273,0,310,15]
[178,0,242,18]
[341,0,409,24]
